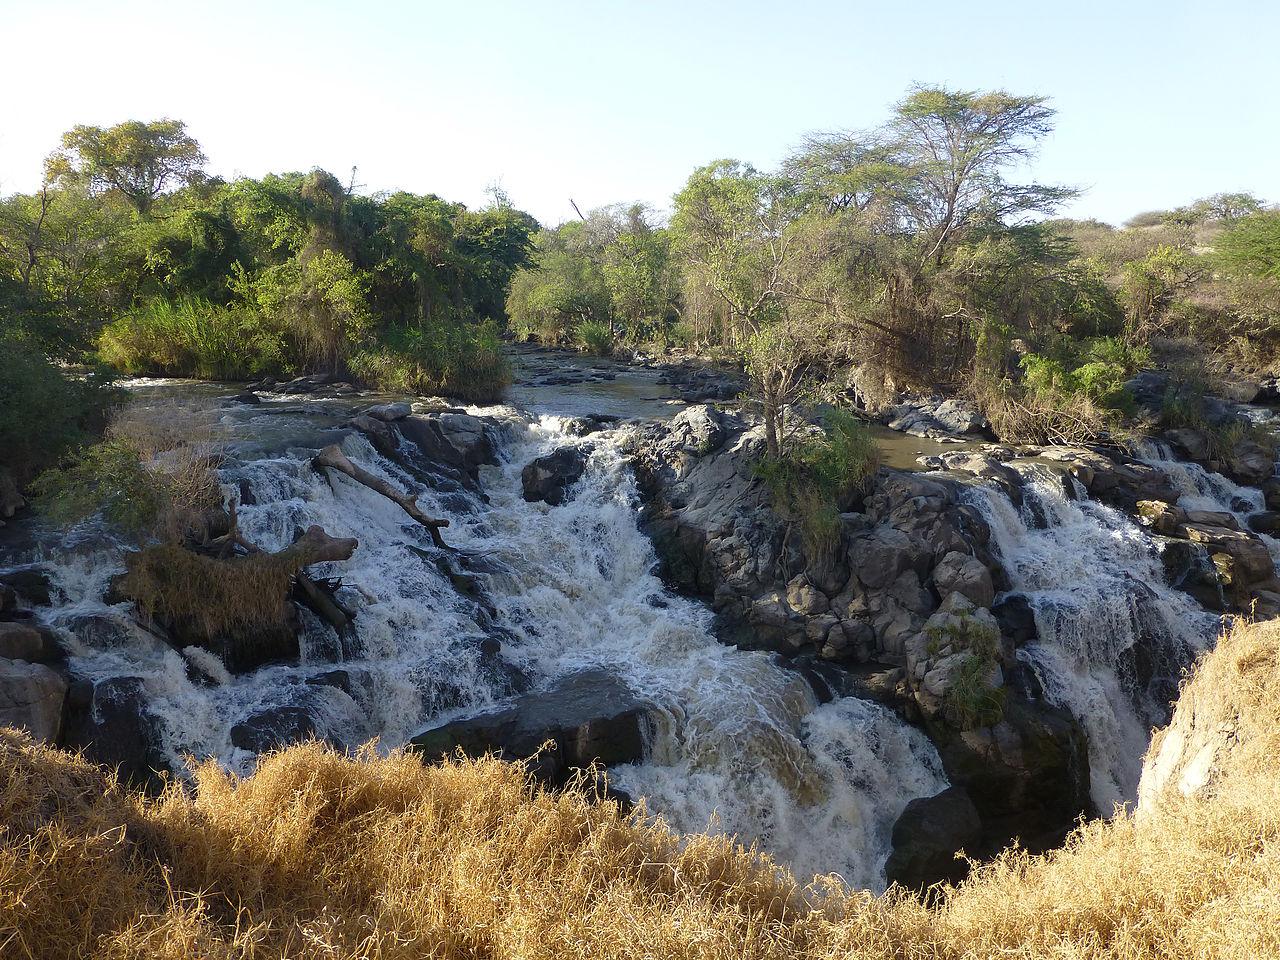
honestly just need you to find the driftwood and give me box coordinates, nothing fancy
[313,444,450,548]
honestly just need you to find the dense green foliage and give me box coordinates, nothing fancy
[0,122,536,408]
[757,409,880,557]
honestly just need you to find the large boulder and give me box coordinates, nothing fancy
[521,446,589,506]
[0,621,60,662]
[884,786,982,889]
[230,685,370,755]
[0,567,53,606]
[409,670,651,783]
[931,551,995,608]
[60,676,169,789]
[0,658,67,743]
[1221,439,1275,487]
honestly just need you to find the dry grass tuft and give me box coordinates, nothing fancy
[2,620,1279,958]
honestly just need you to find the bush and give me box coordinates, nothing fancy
[349,320,511,403]
[99,297,285,380]
[0,342,120,486]
[574,319,614,356]
[757,408,879,558]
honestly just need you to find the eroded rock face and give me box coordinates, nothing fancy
[409,670,652,784]
[60,676,169,789]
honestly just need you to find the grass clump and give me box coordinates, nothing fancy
[348,320,511,402]
[757,408,879,558]
[2,621,1280,956]
[574,319,615,356]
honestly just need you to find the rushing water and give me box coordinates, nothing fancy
[2,384,946,891]
[968,468,1221,811]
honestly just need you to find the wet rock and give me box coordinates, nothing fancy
[1136,499,1186,535]
[1163,428,1212,462]
[1264,478,1280,511]
[0,584,15,616]
[60,676,169,789]
[521,446,588,506]
[228,391,261,405]
[396,412,498,492]
[884,398,989,439]
[931,551,995,608]
[1248,511,1280,535]
[0,658,67,743]
[0,567,52,606]
[231,706,318,754]
[884,786,982,889]
[1182,523,1274,584]
[992,594,1037,647]
[563,414,623,437]
[409,669,651,784]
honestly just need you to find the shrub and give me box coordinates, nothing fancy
[574,319,614,356]
[30,402,224,538]
[348,320,511,402]
[757,408,879,558]
[99,297,285,380]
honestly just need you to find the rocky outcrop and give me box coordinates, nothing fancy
[627,406,1092,856]
[409,670,652,784]
[60,676,169,789]
[521,446,589,506]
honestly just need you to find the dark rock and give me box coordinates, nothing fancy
[60,677,169,790]
[364,402,412,422]
[1249,511,1280,535]
[409,670,651,784]
[884,786,982,889]
[231,706,318,754]
[0,584,15,616]
[1222,439,1275,487]
[521,446,588,506]
[228,391,261,405]
[0,567,52,606]
[992,594,1038,646]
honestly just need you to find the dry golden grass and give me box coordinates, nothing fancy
[1,619,1278,959]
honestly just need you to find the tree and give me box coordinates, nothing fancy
[1216,210,1280,281]
[671,160,795,344]
[47,119,206,217]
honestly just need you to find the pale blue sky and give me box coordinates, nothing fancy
[0,0,1274,226]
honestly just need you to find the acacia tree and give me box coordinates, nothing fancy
[46,119,206,218]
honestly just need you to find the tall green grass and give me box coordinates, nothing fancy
[348,320,511,402]
[99,298,286,380]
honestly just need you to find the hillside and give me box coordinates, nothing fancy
[1,619,1277,959]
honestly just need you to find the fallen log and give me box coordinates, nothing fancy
[313,444,450,547]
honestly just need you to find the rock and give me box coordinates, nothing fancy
[1184,509,1240,530]
[1136,500,1187,535]
[1264,478,1280,511]
[1217,379,1260,404]
[785,576,829,616]
[228,391,261,405]
[521,446,588,506]
[1222,439,1275,487]
[365,402,412,422]
[1124,371,1169,410]
[409,670,651,784]
[0,622,59,662]
[396,412,499,491]
[1248,511,1280,535]
[931,551,995,608]
[884,786,982,889]
[60,676,169,789]
[992,594,1037,647]
[1163,428,1212,462]
[850,528,920,591]
[231,706,317,754]
[0,658,67,743]
[1182,523,1274,584]
[0,567,52,606]
[0,584,15,615]
[0,469,24,521]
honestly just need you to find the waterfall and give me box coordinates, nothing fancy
[5,393,946,890]
[967,469,1220,811]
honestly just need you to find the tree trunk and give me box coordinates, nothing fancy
[313,444,450,547]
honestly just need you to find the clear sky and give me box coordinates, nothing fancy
[0,0,1274,227]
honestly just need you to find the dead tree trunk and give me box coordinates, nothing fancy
[312,444,450,547]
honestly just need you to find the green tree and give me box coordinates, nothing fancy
[1217,210,1280,281]
[47,119,206,217]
